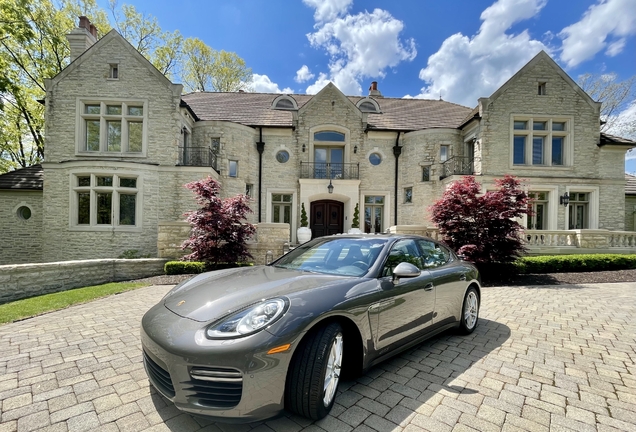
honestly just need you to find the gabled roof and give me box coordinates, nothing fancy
[0,165,43,190]
[485,50,600,112]
[47,30,178,94]
[626,174,636,195]
[599,132,636,147]
[181,91,472,131]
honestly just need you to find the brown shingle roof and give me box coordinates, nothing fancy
[626,174,636,195]
[0,164,43,190]
[181,92,473,131]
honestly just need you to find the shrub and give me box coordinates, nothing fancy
[430,175,531,264]
[182,176,256,267]
[516,254,636,274]
[300,203,308,227]
[351,203,360,228]
[165,261,206,275]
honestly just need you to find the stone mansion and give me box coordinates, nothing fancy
[0,18,634,265]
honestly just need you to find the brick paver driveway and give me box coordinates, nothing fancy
[1,282,634,432]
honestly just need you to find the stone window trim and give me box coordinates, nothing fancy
[271,95,298,111]
[404,186,413,204]
[564,186,599,230]
[69,171,142,232]
[13,202,35,223]
[510,115,573,169]
[75,98,148,157]
[522,186,558,230]
[228,160,239,177]
[265,188,298,243]
[361,190,391,234]
[440,144,450,162]
[308,125,351,164]
[271,145,291,163]
[366,147,388,167]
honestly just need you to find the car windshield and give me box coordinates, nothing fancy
[273,237,389,276]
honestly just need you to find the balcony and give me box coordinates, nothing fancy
[178,146,218,171]
[440,156,474,180]
[300,162,360,180]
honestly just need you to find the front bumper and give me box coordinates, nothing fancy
[140,303,299,422]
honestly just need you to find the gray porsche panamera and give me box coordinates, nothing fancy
[141,234,481,422]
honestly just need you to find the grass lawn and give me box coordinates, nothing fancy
[0,281,148,325]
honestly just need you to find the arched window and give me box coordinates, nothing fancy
[271,95,298,110]
[314,131,345,142]
[356,97,380,113]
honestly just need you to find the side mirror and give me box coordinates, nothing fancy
[457,254,467,261]
[392,262,421,283]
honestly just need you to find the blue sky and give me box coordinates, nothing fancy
[99,0,636,170]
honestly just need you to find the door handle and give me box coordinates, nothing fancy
[459,274,467,281]
[424,283,434,291]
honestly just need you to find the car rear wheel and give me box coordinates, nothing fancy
[285,322,344,420]
[459,287,479,334]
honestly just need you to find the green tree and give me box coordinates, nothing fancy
[182,39,252,92]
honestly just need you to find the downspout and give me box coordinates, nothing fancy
[393,132,402,226]
[256,127,265,223]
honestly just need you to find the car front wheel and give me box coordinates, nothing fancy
[459,287,479,334]
[285,322,344,420]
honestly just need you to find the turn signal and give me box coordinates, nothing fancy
[267,344,291,354]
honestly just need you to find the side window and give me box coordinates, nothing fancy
[418,240,451,268]
[382,239,423,276]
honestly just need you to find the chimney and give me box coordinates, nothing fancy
[369,81,382,98]
[66,16,97,62]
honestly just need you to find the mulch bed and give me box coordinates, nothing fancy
[132,269,636,288]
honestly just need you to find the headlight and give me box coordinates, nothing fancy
[206,298,288,339]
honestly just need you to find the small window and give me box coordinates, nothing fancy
[359,102,377,112]
[229,160,238,177]
[276,150,290,163]
[533,121,547,131]
[17,206,32,220]
[538,82,546,95]
[275,99,294,109]
[369,153,382,166]
[119,178,137,188]
[404,187,412,203]
[128,106,143,116]
[422,166,430,182]
[552,122,566,131]
[85,104,100,115]
[78,176,91,187]
[245,184,253,197]
[109,64,119,79]
[440,145,449,162]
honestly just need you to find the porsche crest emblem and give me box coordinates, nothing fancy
[177,300,186,306]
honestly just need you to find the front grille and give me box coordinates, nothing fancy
[184,367,243,408]
[143,351,175,398]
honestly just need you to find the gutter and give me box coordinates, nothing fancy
[393,131,402,225]
[256,127,265,223]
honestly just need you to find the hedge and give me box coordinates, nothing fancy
[164,261,254,275]
[516,254,636,274]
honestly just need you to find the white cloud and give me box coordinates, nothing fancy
[305,72,332,94]
[411,0,548,107]
[295,65,315,83]
[302,0,352,23]
[559,0,636,68]
[303,4,416,95]
[251,74,294,94]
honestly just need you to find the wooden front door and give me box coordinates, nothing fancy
[310,200,343,238]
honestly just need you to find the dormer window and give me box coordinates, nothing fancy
[271,95,298,110]
[109,64,119,79]
[356,97,381,113]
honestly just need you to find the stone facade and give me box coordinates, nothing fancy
[0,191,44,264]
[0,31,633,267]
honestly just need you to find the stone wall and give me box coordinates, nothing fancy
[158,221,191,259]
[0,258,167,304]
[0,190,43,264]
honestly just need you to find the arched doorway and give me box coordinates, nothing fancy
[310,200,343,238]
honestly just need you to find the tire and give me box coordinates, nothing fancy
[285,322,344,420]
[459,287,479,334]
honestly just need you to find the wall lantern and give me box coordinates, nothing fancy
[560,192,570,207]
[327,178,334,194]
[353,145,358,154]
[302,143,306,152]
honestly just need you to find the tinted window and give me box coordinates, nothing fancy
[417,240,451,268]
[382,239,423,276]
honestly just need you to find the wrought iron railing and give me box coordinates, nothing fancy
[178,146,218,170]
[300,162,360,180]
[440,156,474,180]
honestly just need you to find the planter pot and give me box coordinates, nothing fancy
[347,228,362,234]
[297,227,312,244]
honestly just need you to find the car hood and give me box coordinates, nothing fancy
[163,265,354,322]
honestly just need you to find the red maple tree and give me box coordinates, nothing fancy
[182,176,255,267]
[430,175,531,264]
